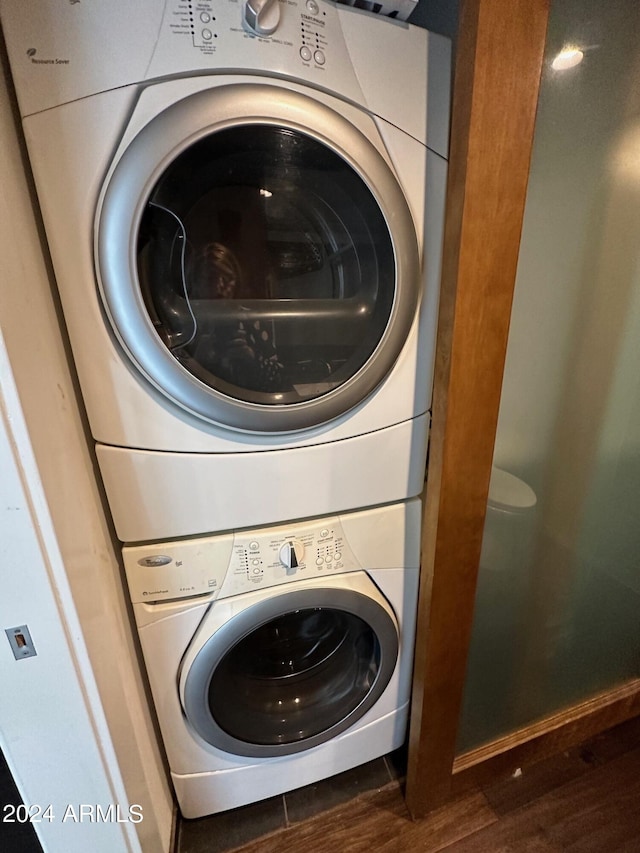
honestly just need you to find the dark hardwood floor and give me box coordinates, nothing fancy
[0,749,43,853]
[177,715,640,853]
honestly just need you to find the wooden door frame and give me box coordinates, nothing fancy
[405,0,551,817]
[407,0,640,818]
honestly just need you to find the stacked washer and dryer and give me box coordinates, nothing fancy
[1,0,450,818]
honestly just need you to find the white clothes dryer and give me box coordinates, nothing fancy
[1,2,450,542]
[122,499,420,818]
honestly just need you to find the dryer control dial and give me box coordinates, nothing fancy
[244,0,281,36]
[279,539,305,573]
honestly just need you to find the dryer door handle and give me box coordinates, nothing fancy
[244,0,281,36]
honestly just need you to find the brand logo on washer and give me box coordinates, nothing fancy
[138,555,173,567]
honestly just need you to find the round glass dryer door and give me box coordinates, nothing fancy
[180,586,399,757]
[97,84,420,432]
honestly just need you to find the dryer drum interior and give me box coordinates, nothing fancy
[181,588,399,757]
[137,124,396,406]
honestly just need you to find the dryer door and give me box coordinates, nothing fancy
[179,575,399,757]
[97,83,420,433]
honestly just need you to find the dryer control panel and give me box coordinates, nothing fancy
[122,499,419,603]
[144,0,343,92]
[1,0,441,155]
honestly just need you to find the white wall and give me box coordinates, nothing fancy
[0,335,140,853]
[0,41,174,853]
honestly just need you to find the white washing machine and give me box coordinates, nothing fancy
[123,499,420,818]
[1,2,450,542]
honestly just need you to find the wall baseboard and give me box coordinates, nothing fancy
[451,678,640,793]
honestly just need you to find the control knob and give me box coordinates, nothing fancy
[279,539,305,574]
[244,0,281,36]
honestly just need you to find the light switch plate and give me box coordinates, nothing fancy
[5,625,37,660]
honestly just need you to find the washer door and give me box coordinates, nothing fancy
[97,83,420,433]
[179,575,399,757]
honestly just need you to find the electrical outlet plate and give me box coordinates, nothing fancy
[5,625,37,660]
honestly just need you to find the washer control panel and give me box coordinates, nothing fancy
[123,513,361,603]
[124,534,235,603]
[219,518,359,597]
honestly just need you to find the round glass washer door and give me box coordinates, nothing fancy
[97,83,420,433]
[179,583,399,757]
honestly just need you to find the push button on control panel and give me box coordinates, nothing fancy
[300,4,328,69]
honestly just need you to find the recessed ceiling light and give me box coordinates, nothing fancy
[552,48,584,71]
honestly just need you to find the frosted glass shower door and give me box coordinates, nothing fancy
[458,0,640,753]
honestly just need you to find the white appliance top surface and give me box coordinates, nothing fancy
[1,0,450,154]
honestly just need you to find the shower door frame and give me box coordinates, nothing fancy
[405,0,640,820]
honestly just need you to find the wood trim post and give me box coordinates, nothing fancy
[406,0,550,818]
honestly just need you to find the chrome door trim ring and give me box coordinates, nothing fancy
[180,586,399,757]
[96,82,421,433]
